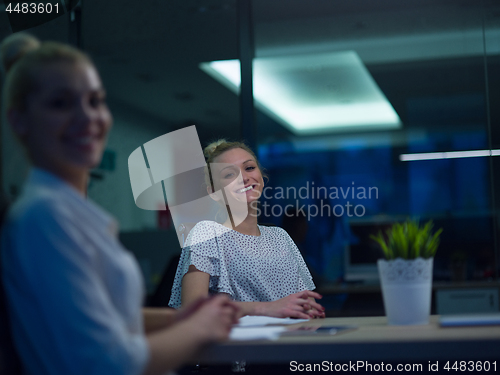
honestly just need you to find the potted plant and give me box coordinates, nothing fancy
[371,220,443,325]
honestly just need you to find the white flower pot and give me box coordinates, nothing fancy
[377,257,433,325]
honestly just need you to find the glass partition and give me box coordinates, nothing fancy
[485,0,500,285]
[0,1,241,293]
[0,10,70,202]
[248,0,498,289]
[1,0,499,307]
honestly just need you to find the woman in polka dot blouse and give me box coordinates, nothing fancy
[169,140,325,319]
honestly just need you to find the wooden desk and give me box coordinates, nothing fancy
[198,316,500,365]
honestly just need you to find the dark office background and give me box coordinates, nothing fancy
[1,0,499,315]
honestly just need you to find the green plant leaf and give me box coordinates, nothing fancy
[370,219,443,260]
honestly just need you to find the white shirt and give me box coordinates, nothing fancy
[169,220,315,308]
[1,168,149,375]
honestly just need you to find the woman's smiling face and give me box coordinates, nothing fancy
[11,61,112,177]
[211,147,264,204]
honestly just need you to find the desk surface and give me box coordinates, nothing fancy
[198,316,500,364]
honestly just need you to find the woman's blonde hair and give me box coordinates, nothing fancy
[203,139,267,193]
[1,33,92,112]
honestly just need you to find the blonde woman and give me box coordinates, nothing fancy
[0,33,238,375]
[169,140,325,319]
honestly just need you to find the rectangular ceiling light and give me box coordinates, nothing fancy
[200,51,401,135]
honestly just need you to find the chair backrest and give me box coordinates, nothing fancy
[0,198,23,374]
[147,254,181,307]
[258,222,277,227]
[0,276,23,374]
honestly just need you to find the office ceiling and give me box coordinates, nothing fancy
[1,0,500,144]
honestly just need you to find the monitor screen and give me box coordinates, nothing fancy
[344,221,389,282]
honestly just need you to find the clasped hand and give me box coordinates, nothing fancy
[264,291,325,319]
[175,295,240,342]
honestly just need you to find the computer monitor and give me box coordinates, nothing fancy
[343,215,496,283]
[344,221,391,283]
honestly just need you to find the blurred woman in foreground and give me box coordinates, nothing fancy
[0,33,238,375]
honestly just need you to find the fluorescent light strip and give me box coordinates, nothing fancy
[400,149,500,161]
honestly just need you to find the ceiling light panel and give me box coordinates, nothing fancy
[200,51,402,135]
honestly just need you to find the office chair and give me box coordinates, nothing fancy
[0,198,22,374]
[148,254,181,307]
[0,274,22,374]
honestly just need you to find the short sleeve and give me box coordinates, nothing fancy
[168,221,228,308]
[2,199,149,375]
[183,221,223,276]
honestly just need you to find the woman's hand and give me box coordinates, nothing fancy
[179,295,240,342]
[259,291,325,319]
[144,295,239,375]
[305,296,326,319]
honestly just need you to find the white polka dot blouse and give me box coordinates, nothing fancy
[168,220,316,308]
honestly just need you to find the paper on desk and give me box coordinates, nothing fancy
[229,326,287,341]
[236,316,309,327]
